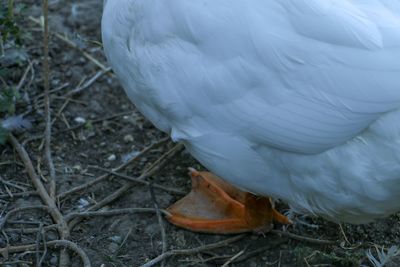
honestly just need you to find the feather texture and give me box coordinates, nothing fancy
[1,115,32,131]
[102,0,400,223]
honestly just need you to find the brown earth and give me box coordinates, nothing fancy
[1,1,400,266]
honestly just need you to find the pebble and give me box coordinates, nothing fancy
[74,116,86,124]
[123,134,134,143]
[107,154,117,161]
[73,164,82,172]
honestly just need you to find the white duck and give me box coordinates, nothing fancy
[102,0,400,233]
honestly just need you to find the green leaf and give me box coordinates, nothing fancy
[0,125,8,145]
[0,87,18,114]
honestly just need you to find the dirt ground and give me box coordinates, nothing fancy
[2,1,400,266]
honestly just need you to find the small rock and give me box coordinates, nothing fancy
[107,154,117,161]
[73,164,82,172]
[262,256,268,261]
[74,117,86,124]
[123,134,134,143]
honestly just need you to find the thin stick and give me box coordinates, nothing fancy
[0,191,37,199]
[42,0,56,200]
[221,249,246,267]
[29,16,110,73]
[91,166,186,195]
[270,229,335,245]
[9,134,72,265]
[66,67,112,97]
[68,143,184,231]
[0,206,52,232]
[338,223,352,246]
[23,111,136,144]
[34,83,70,102]
[140,234,246,267]
[58,137,169,199]
[231,240,287,264]
[0,240,92,267]
[64,208,171,222]
[149,184,167,267]
[0,176,27,191]
[38,224,48,267]
[16,62,33,92]
[5,224,59,234]
[35,223,43,266]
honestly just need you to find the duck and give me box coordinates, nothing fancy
[102,0,400,233]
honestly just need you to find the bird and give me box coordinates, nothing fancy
[102,0,400,233]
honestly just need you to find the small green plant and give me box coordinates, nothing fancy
[0,87,18,114]
[0,88,18,144]
[0,0,23,45]
[0,0,30,145]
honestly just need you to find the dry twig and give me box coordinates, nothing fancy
[0,240,92,267]
[41,0,56,200]
[66,67,112,97]
[58,137,169,199]
[149,184,167,267]
[8,134,89,266]
[64,208,171,222]
[271,229,335,245]
[90,166,186,195]
[0,205,52,231]
[29,16,109,72]
[140,234,246,267]
[68,143,184,231]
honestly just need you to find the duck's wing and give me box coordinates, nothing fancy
[105,0,400,154]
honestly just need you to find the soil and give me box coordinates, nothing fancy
[1,1,400,266]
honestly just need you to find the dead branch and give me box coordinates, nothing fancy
[41,0,57,200]
[90,166,186,195]
[271,229,335,245]
[68,143,184,231]
[0,191,38,199]
[58,136,169,199]
[29,16,109,73]
[64,208,171,222]
[140,234,246,267]
[0,206,52,232]
[8,134,84,266]
[149,184,167,267]
[66,67,112,97]
[0,240,92,267]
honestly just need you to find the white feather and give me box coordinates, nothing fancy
[102,0,400,223]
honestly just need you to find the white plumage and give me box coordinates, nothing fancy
[102,0,400,223]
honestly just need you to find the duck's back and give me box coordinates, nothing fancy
[102,0,400,222]
[103,0,400,153]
